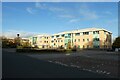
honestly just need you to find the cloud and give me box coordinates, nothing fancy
[58,14,75,18]
[35,2,47,9]
[48,7,64,12]
[26,2,65,14]
[79,4,99,20]
[104,11,112,15]
[26,7,34,14]
[69,19,79,23]
[26,7,37,14]
[35,2,65,12]
[2,30,39,38]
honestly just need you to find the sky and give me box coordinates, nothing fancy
[2,2,118,38]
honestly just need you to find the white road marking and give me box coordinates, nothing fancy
[65,54,70,56]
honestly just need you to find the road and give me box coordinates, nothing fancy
[2,49,110,78]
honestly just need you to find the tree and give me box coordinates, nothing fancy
[112,36,120,49]
[2,37,9,48]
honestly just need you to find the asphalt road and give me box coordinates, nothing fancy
[2,50,109,78]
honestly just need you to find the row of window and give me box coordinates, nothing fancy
[39,41,49,43]
[52,44,90,48]
[80,45,90,48]
[51,40,63,43]
[44,37,49,39]
[52,31,100,38]
[39,38,99,43]
[39,37,49,39]
[74,39,89,42]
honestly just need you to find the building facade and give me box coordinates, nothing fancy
[29,34,50,48]
[29,28,112,49]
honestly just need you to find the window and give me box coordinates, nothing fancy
[93,38,99,41]
[58,40,59,42]
[56,40,57,42]
[61,40,63,42]
[78,39,80,42]
[83,45,85,48]
[47,41,48,43]
[83,39,85,42]
[47,37,48,39]
[93,31,99,34]
[65,36,67,38]
[51,36,54,38]
[104,31,106,34]
[61,34,65,37]
[51,40,54,43]
[87,39,89,41]
[68,33,71,36]
[83,32,89,35]
[75,33,80,36]
[74,39,76,42]
[54,43,55,45]
[56,35,59,37]
[44,41,46,43]
[87,45,89,48]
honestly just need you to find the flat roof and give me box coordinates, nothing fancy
[53,27,112,35]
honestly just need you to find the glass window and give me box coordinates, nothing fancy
[75,33,80,36]
[68,33,71,36]
[87,45,89,48]
[83,45,85,48]
[51,40,54,43]
[51,36,54,38]
[93,31,99,34]
[78,39,80,42]
[104,31,106,34]
[74,39,76,42]
[65,36,67,38]
[83,32,89,35]
[61,34,65,37]
[83,39,85,42]
[56,35,59,37]
[87,39,89,41]
[93,38,99,41]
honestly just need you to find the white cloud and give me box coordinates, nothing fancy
[69,19,79,23]
[104,11,112,15]
[35,2,47,9]
[58,14,75,18]
[48,7,64,12]
[26,7,34,14]
[79,4,99,20]
[35,2,65,12]
[2,30,39,38]
[26,7,37,14]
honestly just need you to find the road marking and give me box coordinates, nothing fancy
[65,54,70,56]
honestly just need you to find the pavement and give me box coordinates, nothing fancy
[2,49,110,78]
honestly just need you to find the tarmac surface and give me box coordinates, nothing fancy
[2,48,113,78]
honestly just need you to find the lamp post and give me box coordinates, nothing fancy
[16,33,21,46]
